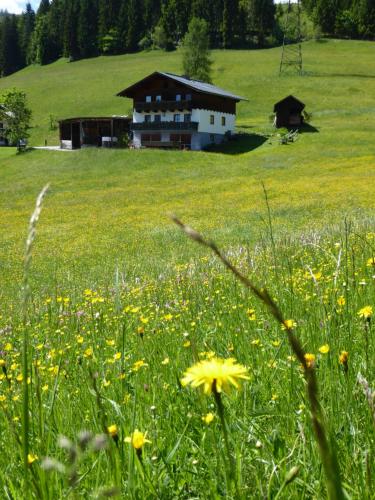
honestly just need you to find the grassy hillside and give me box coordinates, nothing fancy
[0,39,374,145]
[0,40,375,298]
[0,41,374,499]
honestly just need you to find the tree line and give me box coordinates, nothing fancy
[0,0,374,78]
[302,0,375,39]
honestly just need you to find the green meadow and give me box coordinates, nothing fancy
[0,40,374,498]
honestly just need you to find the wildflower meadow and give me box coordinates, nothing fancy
[0,186,374,499]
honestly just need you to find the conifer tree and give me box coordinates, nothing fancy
[37,0,50,17]
[19,3,35,65]
[78,0,98,58]
[126,0,144,52]
[63,0,80,60]
[248,0,276,47]
[222,0,239,48]
[0,15,22,76]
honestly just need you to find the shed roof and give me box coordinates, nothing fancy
[274,95,305,112]
[117,71,247,101]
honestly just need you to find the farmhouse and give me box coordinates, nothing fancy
[274,95,305,128]
[58,116,131,149]
[117,72,246,150]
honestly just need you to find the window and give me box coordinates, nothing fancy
[174,114,181,122]
[176,94,181,102]
[184,114,191,122]
[145,115,151,123]
[156,95,162,102]
[186,94,192,101]
[146,96,152,103]
[210,134,215,143]
[210,115,215,125]
[154,114,161,123]
[221,116,226,126]
[171,134,191,148]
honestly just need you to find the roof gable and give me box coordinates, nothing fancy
[117,71,247,102]
[274,95,305,112]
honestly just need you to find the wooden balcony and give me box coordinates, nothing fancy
[135,100,193,112]
[131,121,198,131]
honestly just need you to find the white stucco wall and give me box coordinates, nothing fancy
[191,109,235,134]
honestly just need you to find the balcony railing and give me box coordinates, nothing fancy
[131,121,198,131]
[135,100,192,112]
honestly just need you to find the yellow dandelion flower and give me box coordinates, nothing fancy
[125,429,151,450]
[181,358,249,395]
[319,344,330,354]
[202,412,215,424]
[337,296,346,306]
[282,319,296,330]
[304,353,316,368]
[107,424,118,438]
[339,350,349,373]
[358,306,372,320]
[367,257,375,267]
[114,352,122,361]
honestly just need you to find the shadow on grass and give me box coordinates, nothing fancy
[311,72,375,79]
[205,133,268,155]
[299,123,319,133]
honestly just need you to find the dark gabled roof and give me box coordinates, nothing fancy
[117,71,247,101]
[274,95,305,112]
[58,115,130,124]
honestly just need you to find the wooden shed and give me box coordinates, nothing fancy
[58,116,131,149]
[273,95,305,128]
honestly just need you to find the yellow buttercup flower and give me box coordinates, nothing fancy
[181,357,249,395]
[125,429,151,450]
[367,257,375,267]
[27,453,38,465]
[358,306,372,319]
[246,308,256,321]
[319,344,330,354]
[202,412,215,424]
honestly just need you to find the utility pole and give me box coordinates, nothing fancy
[279,0,303,75]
